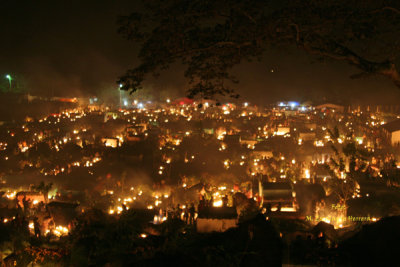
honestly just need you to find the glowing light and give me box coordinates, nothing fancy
[140,233,147,238]
[53,226,69,237]
[314,140,324,147]
[322,217,331,224]
[298,138,302,145]
[305,169,310,179]
[271,207,296,212]
[5,191,16,199]
[213,200,223,207]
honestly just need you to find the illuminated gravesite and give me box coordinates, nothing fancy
[0,0,400,266]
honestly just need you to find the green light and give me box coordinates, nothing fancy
[5,74,12,89]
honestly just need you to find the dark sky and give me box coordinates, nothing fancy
[1,0,399,104]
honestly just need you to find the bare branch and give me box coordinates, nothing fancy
[242,11,257,24]
[372,6,400,15]
[289,23,300,43]
[302,39,400,88]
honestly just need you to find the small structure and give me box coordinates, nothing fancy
[382,119,400,146]
[312,164,333,181]
[313,146,335,164]
[252,148,273,160]
[196,206,238,233]
[299,131,316,141]
[104,111,119,122]
[101,137,119,148]
[276,126,290,136]
[16,192,45,208]
[223,134,241,145]
[259,182,297,211]
[240,138,258,148]
[315,103,344,113]
[47,201,79,226]
[125,126,146,142]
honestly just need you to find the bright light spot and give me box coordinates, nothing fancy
[298,138,302,145]
[140,233,147,238]
[322,217,331,224]
[213,200,223,207]
[305,169,310,179]
[53,226,69,237]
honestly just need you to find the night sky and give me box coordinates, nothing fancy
[1,0,400,104]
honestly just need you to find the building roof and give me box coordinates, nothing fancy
[261,182,292,190]
[197,206,237,219]
[315,103,344,109]
[47,201,79,209]
[262,182,294,201]
[224,134,240,143]
[382,119,400,133]
[16,191,43,197]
